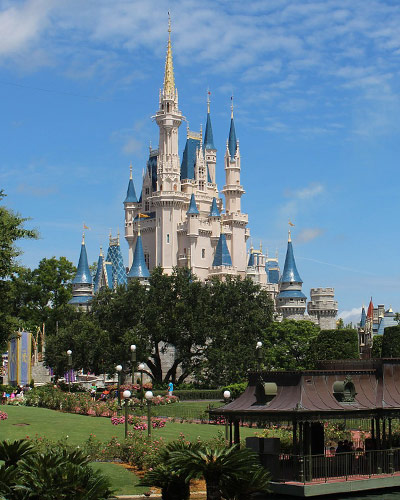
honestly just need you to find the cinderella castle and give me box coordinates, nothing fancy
[69,22,338,330]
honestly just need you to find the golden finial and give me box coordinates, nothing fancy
[117,227,120,245]
[288,230,291,242]
[82,232,85,245]
[207,89,211,114]
[163,13,175,95]
[100,245,103,257]
[220,220,224,234]
[260,241,263,252]
[109,229,112,244]
[129,162,133,180]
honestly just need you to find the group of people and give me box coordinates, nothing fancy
[2,385,30,404]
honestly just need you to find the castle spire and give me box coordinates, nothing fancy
[128,233,150,280]
[204,90,215,150]
[72,238,92,285]
[124,164,138,203]
[228,96,237,159]
[163,13,175,96]
[281,236,302,283]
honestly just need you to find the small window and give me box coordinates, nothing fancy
[144,253,150,268]
[166,234,170,243]
[145,188,150,195]
[145,201,149,211]
[184,248,186,254]
[202,249,205,259]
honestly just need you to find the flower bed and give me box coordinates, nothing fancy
[0,411,8,420]
[111,415,166,430]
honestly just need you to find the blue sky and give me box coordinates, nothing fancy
[1,0,400,325]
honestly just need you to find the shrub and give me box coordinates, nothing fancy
[221,382,247,399]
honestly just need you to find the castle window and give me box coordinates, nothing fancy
[144,253,150,268]
[145,201,150,211]
[145,188,150,195]
[184,248,186,254]
[166,234,170,243]
[202,249,205,259]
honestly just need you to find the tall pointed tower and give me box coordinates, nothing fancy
[204,92,217,185]
[221,101,249,275]
[69,234,93,310]
[276,230,306,319]
[128,226,150,283]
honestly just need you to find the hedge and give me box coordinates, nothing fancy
[152,389,222,401]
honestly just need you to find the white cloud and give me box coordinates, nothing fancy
[339,307,362,324]
[297,227,324,243]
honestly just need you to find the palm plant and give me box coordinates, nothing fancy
[139,440,200,500]
[0,439,34,467]
[167,444,268,500]
[220,466,271,500]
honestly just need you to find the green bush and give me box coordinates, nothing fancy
[221,382,247,399]
[382,326,400,358]
[371,335,383,358]
[311,329,359,363]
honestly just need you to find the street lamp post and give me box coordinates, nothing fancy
[116,365,123,411]
[256,341,263,369]
[66,350,72,392]
[138,363,145,406]
[223,390,231,441]
[145,391,153,437]
[130,345,136,386]
[123,390,131,439]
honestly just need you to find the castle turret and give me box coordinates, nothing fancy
[204,92,217,184]
[221,101,248,275]
[209,225,236,279]
[69,234,93,310]
[307,288,338,330]
[276,231,306,319]
[124,164,138,203]
[127,227,150,282]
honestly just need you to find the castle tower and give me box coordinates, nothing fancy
[276,231,306,319]
[69,234,93,310]
[221,102,248,275]
[127,227,150,283]
[154,17,183,192]
[93,247,113,293]
[204,92,217,185]
[307,288,338,329]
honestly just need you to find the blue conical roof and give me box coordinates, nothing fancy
[248,250,255,267]
[93,253,104,293]
[209,197,220,217]
[128,234,150,279]
[124,178,138,203]
[280,240,302,283]
[187,193,199,215]
[204,112,215,150]
[228,117,237,159]
[106,239,128,287]
[212,233,232,267]
[72,242,92,284]
[181,137,200,180]
[360,307,367,328]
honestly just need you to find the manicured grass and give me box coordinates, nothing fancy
[1,405,258,444]
[90,462,149,496]
[0,405,260,496]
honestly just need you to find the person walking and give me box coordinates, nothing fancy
[168,381,173,396]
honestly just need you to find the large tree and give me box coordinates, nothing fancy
[382,326,400,358]
[10,256,76,336]
[0,191,37,349]
[200,276,274,386]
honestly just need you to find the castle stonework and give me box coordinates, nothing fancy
[307,288,338,330]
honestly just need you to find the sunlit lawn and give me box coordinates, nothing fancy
[1,405,260,495]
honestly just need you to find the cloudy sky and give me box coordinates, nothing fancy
[1,0,400,324]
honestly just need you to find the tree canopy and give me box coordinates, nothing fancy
[382,326,400,358]
[310,328,359,363]
[0,191,37,349]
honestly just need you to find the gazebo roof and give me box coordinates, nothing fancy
[211,359,400,421]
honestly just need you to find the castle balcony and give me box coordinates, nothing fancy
[222,212,248,225]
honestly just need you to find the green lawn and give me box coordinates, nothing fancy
[0,405,260,495]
